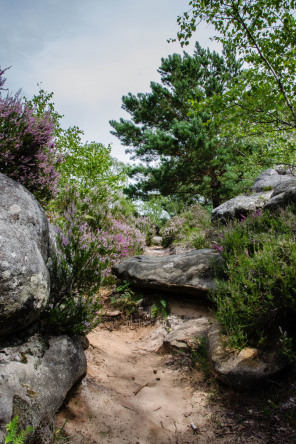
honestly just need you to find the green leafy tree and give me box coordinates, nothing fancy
[110,42,257,208]
[26,87,126,200]
[174,0,296,161]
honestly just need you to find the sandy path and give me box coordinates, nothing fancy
[56,317,228,444]
[56,246,282,443]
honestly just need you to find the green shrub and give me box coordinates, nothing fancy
[4,416,33,444]
[191,234,209,250]
[150,299,169,320]
[192,336,211,378]
[44,209,105,335]
[212,207,296,352]
[110,281,143,315]
[161,203,210,247]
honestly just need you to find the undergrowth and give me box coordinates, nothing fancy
[3,416,33,444]
[192,336,211,378]
[110,281,143,315]
[212,205,296,353]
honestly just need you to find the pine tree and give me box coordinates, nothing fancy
[110,42,250,208]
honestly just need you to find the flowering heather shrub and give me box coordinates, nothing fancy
[103,217,145,262]
[0,67,62,202]
[130,215,155,245]
[213,206,296,354]
[46,201,145,334]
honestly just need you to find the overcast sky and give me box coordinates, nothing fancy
[1,0,218,162]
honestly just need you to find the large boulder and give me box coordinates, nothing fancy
[207,323,288,389]
[112,249,223,298]
[211,191,272,223]
[264,180,296,211]
[212,167,296,222]
[251,167,296,192]
[0,174,50,335]
[0,329,87,442]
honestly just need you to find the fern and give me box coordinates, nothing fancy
[4,416,33,444]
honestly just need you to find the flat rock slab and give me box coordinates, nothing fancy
[159,317,211,353]
[0,331,87,441]
[207,323,288,390]
[112,249,223,298]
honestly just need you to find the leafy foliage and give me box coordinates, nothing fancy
[160,202,211,247]
[192,336,211,378]
[175,0,296,164]
[4,416,33,444]
[150,299,169,320]
[212,207,296,352]
[110,42,256,208]
[45,195,146,334]
[110,281,143,315]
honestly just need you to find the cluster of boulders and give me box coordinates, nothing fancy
[113,167,296,389]
[0,174,87,442]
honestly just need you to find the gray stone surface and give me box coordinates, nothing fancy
[112,249,222,297]
[251,167,296,192]
[264,181,296,211]
[159,317,210,353]
[0,174,51,335]
[211,192,272,222]
[0,332,87,442]
[212,168,296,222]
[0,175,51,335]
[207,323,288,389]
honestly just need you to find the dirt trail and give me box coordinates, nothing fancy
[56,313,227,444]
[55,247,294,443]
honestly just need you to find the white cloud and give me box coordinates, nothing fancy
[2,0,220,162]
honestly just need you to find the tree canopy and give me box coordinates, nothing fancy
[174,0,296,161]
[110,42,257,208]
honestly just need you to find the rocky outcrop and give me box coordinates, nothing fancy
[0,330,87,442]
[265,180,296,211]
[251,167,296,192]
[112,249,223,298]
[212,167,296,222]
[206,323,287,389]
[0,174,50,336]
[0,173,88,440]
[159,317,210,353]
[211,191,272,222]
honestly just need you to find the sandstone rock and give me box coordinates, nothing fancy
[0,174,51,336]
[211,192,272,222]
[144,246,169,257]
[0,331,87,441]
[251,167,296,193]
[212,168,296,222]
[264,181,296,211]
[159,317,210,353]
[112,249,222,298]
[207,323,288,389]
